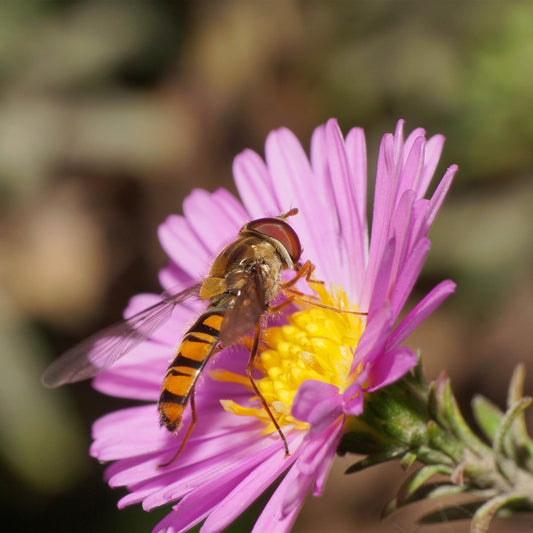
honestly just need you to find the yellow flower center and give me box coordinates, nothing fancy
[212,284,365,433]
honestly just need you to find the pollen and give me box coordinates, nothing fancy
[215,284,365,432]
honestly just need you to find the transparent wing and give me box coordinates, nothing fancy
[42,284,201,388]
[219,269,266,347]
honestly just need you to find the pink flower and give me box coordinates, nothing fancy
[90,119,457,532]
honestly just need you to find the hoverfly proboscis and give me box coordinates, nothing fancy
[43,208,325,461]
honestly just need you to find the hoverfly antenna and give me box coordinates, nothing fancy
[280,207,298,219]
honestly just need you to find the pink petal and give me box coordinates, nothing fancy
[418,133,445,197]
[265,127,329,280]
[135,429,271,510]
[352,300,393,370]
[292,380,343,434]
[324,119,367,298]
[308,124,351,288]
[252,433,336,533]
[362,133,396,307]
[392,120,406,162]
[342,381,364,416]
[281,428,339,516]
[202,436,302,532]
[396,136,424,205]
[210,188,251,227]
[182,188,245,254]
[364,346,418,392]
[390,237,431,317]
[389,190,415,286]
[388,279,456,349]
[367,237,396,317]
[426,164,458,229]
[92,368,161,400]
[312,422,343,496]
[345,126,368,239]
[158,262,196,292]
[91,405,164,461]
[158,214,211,278]
[405,198,431,257]
[233,148,282,217]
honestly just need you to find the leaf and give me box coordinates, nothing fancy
[472,395,503,442]
[507,365,533,470]
[493,397,532,480]
[399,452,417,470]
[418,500,485,524]
[397,465,453,503]
[471,492,532,533]
[344,449,404,474]
[439,378,490,457]
[384,482,467,518]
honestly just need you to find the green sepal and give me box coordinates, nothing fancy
[340,378,429,456]
[426,420,462,462]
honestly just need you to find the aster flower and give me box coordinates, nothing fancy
[89,119,457,532]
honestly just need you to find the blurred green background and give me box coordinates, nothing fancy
[1,1,533,532]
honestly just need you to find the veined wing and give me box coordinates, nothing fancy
[219,268,266,347]
[42,284,201,388]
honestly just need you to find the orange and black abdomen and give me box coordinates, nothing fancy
[158,309,224,431]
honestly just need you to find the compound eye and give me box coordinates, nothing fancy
[246,218,302,264]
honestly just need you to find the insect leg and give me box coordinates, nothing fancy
[283,287,367,316]
[247,323,290,457]
[284,259,316,289]
[268,296,296,314]
[285,260,367,316]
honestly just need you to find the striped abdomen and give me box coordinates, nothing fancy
[158,308,224,431]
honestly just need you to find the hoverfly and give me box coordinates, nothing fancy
[43,208,317,458]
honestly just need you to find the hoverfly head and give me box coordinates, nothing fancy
[241,209,302,268]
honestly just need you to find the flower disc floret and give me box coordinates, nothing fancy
[220,285,365,432]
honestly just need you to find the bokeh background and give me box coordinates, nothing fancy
[1,1,533,532]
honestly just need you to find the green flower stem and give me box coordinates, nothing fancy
[339,363,533,532]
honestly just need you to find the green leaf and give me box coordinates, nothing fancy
[507,364,525,409]
[418,500,485,524]
[399,452,417,470]
[472,395,503,442]
[507,365,533,470]
[439,378,490,457]
[397,465,453,503]
[384,482,466,518]
[493,397,532,480]
[471,492,532,533]
[344,449,404,474]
